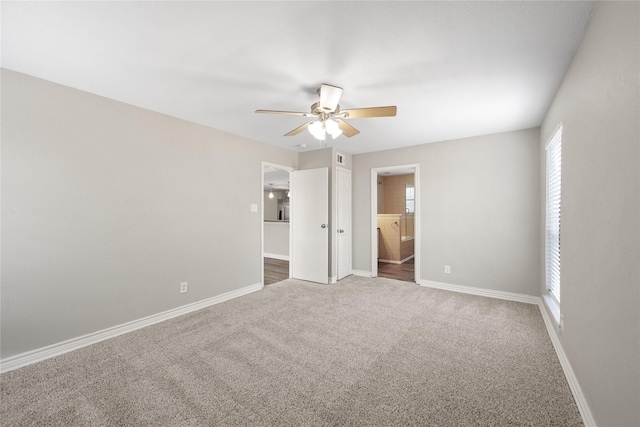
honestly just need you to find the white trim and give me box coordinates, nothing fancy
[0,282,263,374]
[371,169,378,276]
[413,166,421,282]
[262,162,294,286]
[371,164,420,281]
[538,300,596,427]
[352,270,372,277]
[336,166,353,281]
[543,293,562,328]
[545,125,562,303]
[264,253,289,261]
[419,279,539,305]
[545,122,564,149]
[418,277,594,427]
[1,274,595,427]
[329,276,337,284]
[378,255,415,265]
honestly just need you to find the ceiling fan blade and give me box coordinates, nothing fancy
[336,119,360,137]
[284,121,314,136]
[255,109,309,116]
[342,106,397,119]
[319,84,343,113]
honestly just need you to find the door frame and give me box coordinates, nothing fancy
[336,166,352,281]
[262,162,294,287]
[370,164,420,282]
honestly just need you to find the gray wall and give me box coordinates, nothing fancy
[353,128,540,296]
[540,2,640,425]
[1,69,298,359]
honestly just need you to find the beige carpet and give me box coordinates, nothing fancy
[1,276,582,426]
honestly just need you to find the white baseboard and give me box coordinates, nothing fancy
[538,300,596,427]
[0,282,263,374]
[419,279,539,305]
[352,270,372,277]
[378,254,414,265]
[2,276,595,427]
[329,276,337,284]
[264,253,289,261]
[419,278,594,426]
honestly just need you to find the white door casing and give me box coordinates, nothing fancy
[370,165,420,282]
[337,167,352,280]
[261,162,294,286]
[291,167,329,284]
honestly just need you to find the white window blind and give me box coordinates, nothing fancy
[545,127,562,303]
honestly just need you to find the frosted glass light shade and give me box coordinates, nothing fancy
[308,120,326,140]
[325,118,342,139]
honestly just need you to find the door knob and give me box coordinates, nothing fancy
[338,229,344,233]
[321,224,327,228]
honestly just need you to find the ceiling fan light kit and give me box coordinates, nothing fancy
[256,84,397,144]
[307,120,325,140]
[308,118,342,141]
[324,118,342,138]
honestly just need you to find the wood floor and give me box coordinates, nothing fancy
[264,257,289,286]
[378,258,415,282]
[265,257,415,284]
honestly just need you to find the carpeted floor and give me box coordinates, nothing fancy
[0,276,582,426]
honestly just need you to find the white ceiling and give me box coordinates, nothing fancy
[1,1,595,155]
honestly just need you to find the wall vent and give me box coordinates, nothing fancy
[336,153,345,165]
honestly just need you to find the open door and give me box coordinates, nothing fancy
[291,167,329,284]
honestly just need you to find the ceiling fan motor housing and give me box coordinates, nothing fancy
[311,102,341,120]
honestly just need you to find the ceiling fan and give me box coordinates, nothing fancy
[256,84,397,141]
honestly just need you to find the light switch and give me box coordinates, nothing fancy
[250,204,258,212]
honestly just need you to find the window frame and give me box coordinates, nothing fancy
[544,125,563,325]
[405,184,415,214]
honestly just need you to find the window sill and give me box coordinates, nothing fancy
[543,293,562,329]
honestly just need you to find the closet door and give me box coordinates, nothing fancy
[290,168,328,284]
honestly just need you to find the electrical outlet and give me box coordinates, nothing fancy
[444,265,451,274]
[180,282,188,293]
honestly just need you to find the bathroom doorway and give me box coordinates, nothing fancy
[370,165,420,283]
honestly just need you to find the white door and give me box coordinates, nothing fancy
[291,167,328,284]
[337,168,352,280]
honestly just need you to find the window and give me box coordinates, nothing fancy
[405,184,415,214]
[545,126,562,305]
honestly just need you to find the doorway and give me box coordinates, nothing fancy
[262,163,331,286]
[370,165,420,283]
[262,163,293,286]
